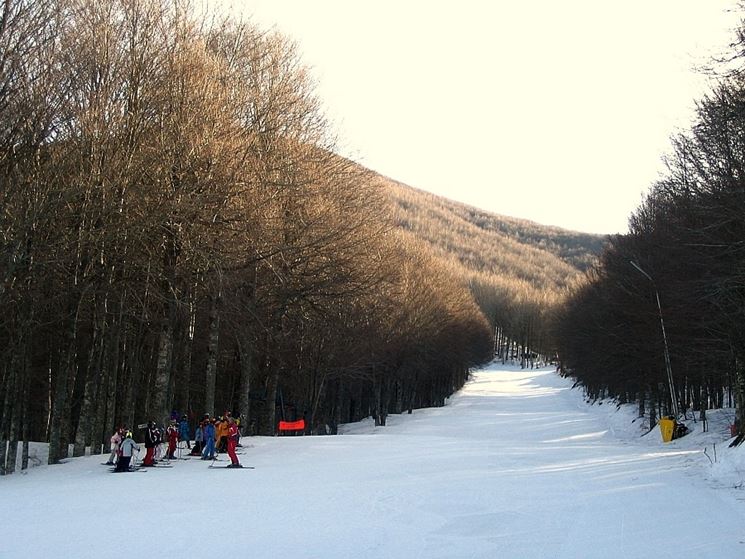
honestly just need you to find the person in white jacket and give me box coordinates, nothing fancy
[105,427,124,466]
[115,432,140,472]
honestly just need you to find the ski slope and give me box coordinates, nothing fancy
[2,362,745,558]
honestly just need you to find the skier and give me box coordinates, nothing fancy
[142,421,159,466]
[153,425,165,463]
[191,420,204,456]
[166,419,179,459]
[105,427,124,466]
[226,416,242,468]
[115,431,140,472]
[201,418,216,460]
[179,415,191,450]
[215,416,229,453]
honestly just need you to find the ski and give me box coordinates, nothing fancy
[109,468,146,473]
[208,464,254,469]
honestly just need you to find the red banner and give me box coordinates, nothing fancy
[278,419,305,431]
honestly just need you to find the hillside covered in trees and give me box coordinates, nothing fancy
[381,177,603,365]
[0,0,603,474]
[387,178,603,275]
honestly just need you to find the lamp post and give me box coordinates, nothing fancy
[630,260,679,418]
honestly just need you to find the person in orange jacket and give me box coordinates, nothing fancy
[215,416,229,453]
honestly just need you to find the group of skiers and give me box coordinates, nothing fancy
[106,412,243,472]
[106,429,140,472]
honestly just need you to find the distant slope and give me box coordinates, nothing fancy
[377,175,605,295]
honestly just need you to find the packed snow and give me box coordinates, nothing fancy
[3,362,745,558]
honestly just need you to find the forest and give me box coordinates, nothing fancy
[0,0,607,476]
[0,0,500,473]
[553,13,745,433]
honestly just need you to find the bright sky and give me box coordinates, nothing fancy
[218,1,741,234]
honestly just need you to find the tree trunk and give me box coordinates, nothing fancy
[73,305,103,456]
[49,312,79,465]
[265,366,280,435]
[393,379,403,414]
[20,363,30,470]
[237,333,253,429]
[0,360,14,474]
[374,377,388,426]
[332,379,346,433]
[3,365,20,474]
[735,356,745,434]
[6,381,20,474]
[91,368,107,455]
[90,324,111,455]
[174,296,195,416]
[263,306,287,435]
[204,288,221,417]
[73,360,98,456]
[151,313,174,426]
[151,225,179,426]
[121,332,142,429]
[105,298,126,434]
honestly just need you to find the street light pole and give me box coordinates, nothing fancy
[630,261,679,418]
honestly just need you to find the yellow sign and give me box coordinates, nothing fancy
[659,418,675,442]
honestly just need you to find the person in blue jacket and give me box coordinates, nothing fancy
[179,415,191,450]
[201,418,216,460]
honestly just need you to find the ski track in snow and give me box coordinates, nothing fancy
[2,362,745,558]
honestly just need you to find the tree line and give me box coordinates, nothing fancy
[0,0,492,474]
[553,14,745,431]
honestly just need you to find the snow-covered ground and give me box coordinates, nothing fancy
[3,362,745,558]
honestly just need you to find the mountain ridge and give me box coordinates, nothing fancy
[374,172,605,297]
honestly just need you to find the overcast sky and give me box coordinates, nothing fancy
[218,1,741,234]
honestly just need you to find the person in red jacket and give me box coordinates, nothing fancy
[166,419,179,459]
[142,421,159,466]
[226,416,242,468]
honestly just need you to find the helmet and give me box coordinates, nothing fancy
[125,431,133,438]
